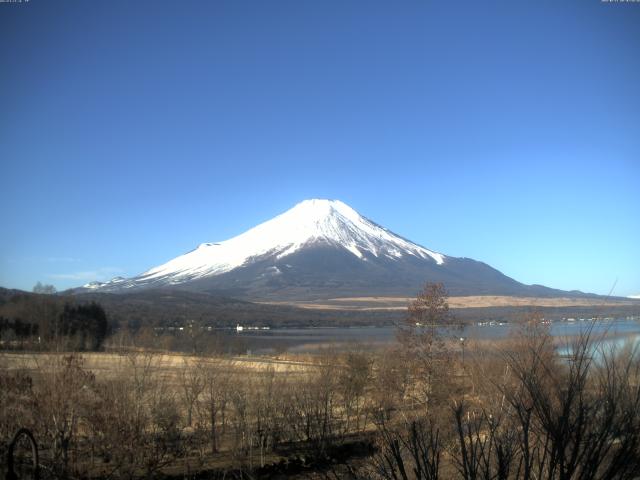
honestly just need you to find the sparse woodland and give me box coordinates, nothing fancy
[1,284,639,479]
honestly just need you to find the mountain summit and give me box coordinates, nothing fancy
[141,199,446,281]
[81,199,574,299]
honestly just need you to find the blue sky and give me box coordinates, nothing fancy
[1,0,638,296]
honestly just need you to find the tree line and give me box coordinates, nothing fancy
[0,292,109,351]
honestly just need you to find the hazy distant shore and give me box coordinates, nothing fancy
[261,294,640,310]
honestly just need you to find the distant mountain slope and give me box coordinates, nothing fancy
[77,199,597,300]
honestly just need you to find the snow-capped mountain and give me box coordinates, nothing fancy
[140,199,443,281]
[80,199,572,299]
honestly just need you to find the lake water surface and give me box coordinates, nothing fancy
[232,317,640,354]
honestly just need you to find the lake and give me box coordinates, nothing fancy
[228,317,640,354]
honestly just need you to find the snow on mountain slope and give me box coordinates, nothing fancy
[77,199,589,299]
[136,199,444,285]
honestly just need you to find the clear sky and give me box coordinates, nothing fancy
[1,0,638,297]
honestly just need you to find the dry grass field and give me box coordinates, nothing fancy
[0,350,322,380]
[2,321,640,479]
[261,295,639,310]
[1,349,351,479]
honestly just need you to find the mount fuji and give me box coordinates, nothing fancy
[79,199,580,300]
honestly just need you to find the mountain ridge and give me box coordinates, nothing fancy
[78,199,599,300]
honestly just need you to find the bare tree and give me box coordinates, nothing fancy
[397,282,455,412]
[32,354,95,477]
[371,346,410,422]
[451,400,519,480]
[498,324,640,480]
[338,350,372,433]
[179,357,205,427]
[373,418,442,480]
[0,369,35,479]
[33,282,57,295]
[287,356,338,456]
[196,358,232,454]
